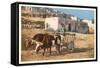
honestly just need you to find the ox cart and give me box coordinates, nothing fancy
[60,33,76,52]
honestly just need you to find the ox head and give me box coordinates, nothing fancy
[25,38,36,49]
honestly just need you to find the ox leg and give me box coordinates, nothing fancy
[58,45,61,54]
[56,45,61,54]
[36,47,40,54]
[42,48,46,56]
[35,43,40,54]
[49,47,51,55]
[56,45,58,54]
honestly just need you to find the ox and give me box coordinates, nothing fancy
[26,33,64,56]
[32,33,54,56]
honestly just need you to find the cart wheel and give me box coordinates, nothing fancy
[67,41,74,52]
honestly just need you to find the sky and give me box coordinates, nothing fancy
[55,8,95,20]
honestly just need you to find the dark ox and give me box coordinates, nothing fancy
[32,33,55,56]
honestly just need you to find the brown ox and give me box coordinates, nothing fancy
[32,33,55,56]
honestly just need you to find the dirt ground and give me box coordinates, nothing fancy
[21,48,94,61]
[21,29,96,62]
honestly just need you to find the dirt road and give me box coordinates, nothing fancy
[21,45,94,61]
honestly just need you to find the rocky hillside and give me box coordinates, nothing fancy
[21,6,71,18]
